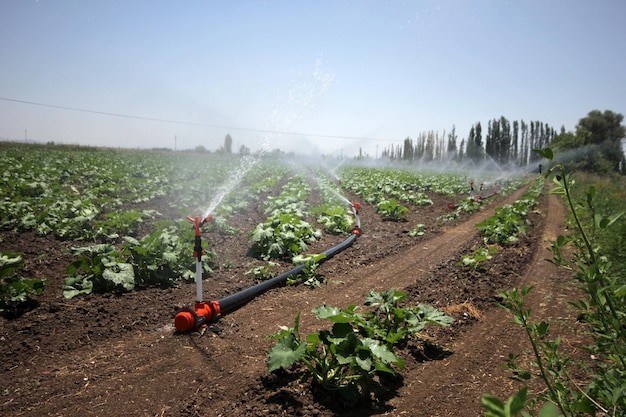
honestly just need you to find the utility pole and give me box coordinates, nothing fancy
[25,129,27,143]
[174,135,177,151]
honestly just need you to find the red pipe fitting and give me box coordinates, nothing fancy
[174,300,221,332]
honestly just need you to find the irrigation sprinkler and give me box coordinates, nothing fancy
[448,182,498,210]
[174,201,362,333]
[350,202,362,236]
[174,215,220,333]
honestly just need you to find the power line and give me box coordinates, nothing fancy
[0,96,400,143]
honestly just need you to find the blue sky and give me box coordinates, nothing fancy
[1,1,625,157]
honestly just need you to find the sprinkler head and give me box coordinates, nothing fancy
[448,203,457,210]
[350,202,361,213]
[201,215,214,226]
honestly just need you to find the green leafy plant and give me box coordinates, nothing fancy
[267,311,403,403]
[359,289,454,347]
[458,246,499,271]
[267,289,453,403]
[313,204,354,235]
[476,182,543,246]
[207,215,238,235]
[1,252,48,317]
[245,261,279,281]
[408,223,426,236]
[63,244,134,298]
[289,253,327,288]
[376,199,409,221]
[121,220,215,287]
[64,220,216,298]
[481,386,560,417]
[489,287,596,417]
[457,196,484,213]
[93,209,159,240]
[249,213,322,260]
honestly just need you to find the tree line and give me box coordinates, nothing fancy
[380,116,556,168]
[377,110,625,175]
[213,110,625,175]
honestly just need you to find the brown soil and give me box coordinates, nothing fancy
[0,183,589,416]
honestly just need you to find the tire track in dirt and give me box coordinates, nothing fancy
[381,191,570,416]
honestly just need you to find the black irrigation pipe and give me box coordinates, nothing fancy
[174,203,361,332]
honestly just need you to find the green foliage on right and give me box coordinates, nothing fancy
[482,148,626,416]
[550,109,626,175]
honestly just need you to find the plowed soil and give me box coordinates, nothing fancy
[1,182,589,416]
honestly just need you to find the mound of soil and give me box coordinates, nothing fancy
[1,185,588,416]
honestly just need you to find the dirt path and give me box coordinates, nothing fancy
[383,190,573,416]
[2,185,582,417]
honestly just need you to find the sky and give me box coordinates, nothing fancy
[1,0,625,157]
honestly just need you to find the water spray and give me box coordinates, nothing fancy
[174,201,362,333]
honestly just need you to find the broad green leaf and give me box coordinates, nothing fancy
[0,252,24,278]
[63,274,94,299]
[102,263,135,291]
[313,305,358,323]
[416,304,455,326]
[481,394,506,416]
[537,401,559,417]
[354,352,372,371]
[267,334,307,372]
[533,148,553,161]
[360,338,398,364]
[505,386,528,416]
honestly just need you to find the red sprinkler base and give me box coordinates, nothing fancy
[174,300,221,332]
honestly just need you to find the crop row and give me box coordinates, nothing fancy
[1,143,526,312]
[476,179,544,245]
